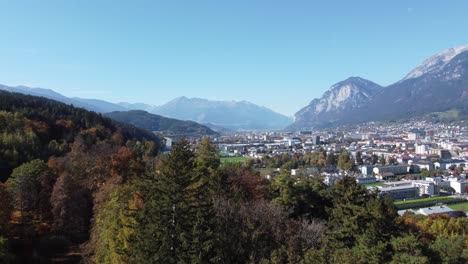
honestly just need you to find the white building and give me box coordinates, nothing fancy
[408,133,418,140]
[378,185,418,200]
[373,165,408,176]
[450,180,468,194]
[361,166,374,175]
[381,180,435,197]
[412,180,435,196]
[415,144,429,155]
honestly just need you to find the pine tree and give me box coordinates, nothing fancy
[322,176,399,262]
[131,139,195,263]
[189,137,222,263]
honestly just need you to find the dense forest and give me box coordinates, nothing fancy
[105,110,217,137]
[0,91,467,263]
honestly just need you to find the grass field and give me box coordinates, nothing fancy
[394,196,467,210]
[221,156,249,164]
[394,196,454,205]
[448,202,468,212]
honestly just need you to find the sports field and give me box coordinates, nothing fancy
[448,202,468,212]
[394,196,454,205]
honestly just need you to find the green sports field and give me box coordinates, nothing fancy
[448,202,468,212]
[394,196,454,205]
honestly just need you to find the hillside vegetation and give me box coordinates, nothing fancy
[106,110,217,137]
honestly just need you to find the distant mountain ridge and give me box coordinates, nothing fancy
[0,84,126,113]
[0,84,292,131]
[291,45,468,130]
[149,97,293,131]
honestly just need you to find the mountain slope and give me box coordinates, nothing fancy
[72,97,128,112]
[151,97,293,130]
[358,46,468,122]
[402,45,468,81]
[0,90,160,178]
[291,45,468,130]
[106,110,217,136]
[0,84,126,113]
[291,77,382,129]
[0,84,292,130]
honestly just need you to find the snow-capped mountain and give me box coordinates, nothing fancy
[403,45,468,80]
[290,45,468,130]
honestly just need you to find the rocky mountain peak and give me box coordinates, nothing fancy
[308,77,381,114]
[403,44,468,80]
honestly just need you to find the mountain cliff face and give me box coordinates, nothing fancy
[291,45,468,130]
[292,77,382,129]
[151,97,293,130]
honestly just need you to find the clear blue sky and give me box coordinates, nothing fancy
[1,0,467,116]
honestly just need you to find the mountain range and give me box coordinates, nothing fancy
[0,85,292,131]
[148,97,292,131]
[291,45,468,130]
[2,45,467,131]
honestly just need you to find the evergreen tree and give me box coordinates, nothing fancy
[355,152,363,166]
[325,152,337,166]
[322,176,399,263]
[190,137,222,263]
[131,139,221,263]
[131,139,195,263]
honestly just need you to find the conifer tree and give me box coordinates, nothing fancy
[190,137,222,263]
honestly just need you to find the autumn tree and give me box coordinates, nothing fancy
[90,185,138,264]
[6,159,55,220]
[378,154,386,165]
[50,173,92,241]
[337,151,355,171]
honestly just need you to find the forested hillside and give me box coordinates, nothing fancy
[0,91,159,179]
[106,110,217,137]
[0,91,161,262]
[0,91,466,263]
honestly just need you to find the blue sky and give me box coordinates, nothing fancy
[0,0,467,116]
